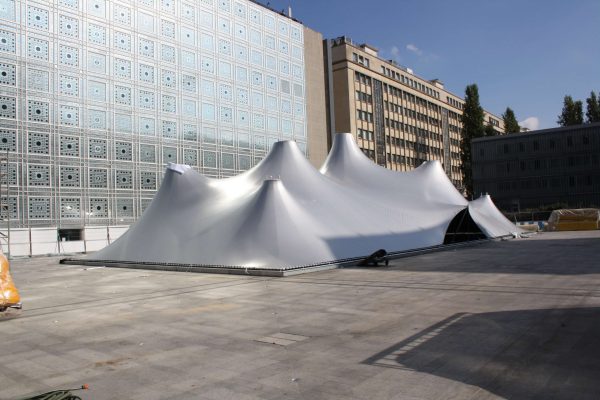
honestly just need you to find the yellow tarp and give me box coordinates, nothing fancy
[0,250,20,309]
[546,209,600,232]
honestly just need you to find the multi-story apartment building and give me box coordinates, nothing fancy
[325,37,503,188]
[0,0,327,255]
[472,123,600,211]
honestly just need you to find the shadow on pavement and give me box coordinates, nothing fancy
[388,236,600,275]
[363,307,600,400]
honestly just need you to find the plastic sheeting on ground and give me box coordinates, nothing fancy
[86,133,521,270]
[0,250,20,309]
[546,209,600,231]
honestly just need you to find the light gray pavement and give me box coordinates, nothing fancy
[1,230,600,400]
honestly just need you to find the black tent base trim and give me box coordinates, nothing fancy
[60,238,501,277]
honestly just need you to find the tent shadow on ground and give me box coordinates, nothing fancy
[384,236,600,275]
[362,307,600,400]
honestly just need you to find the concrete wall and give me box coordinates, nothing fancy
[303,27,329,168]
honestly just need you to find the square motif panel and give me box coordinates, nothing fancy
[60,166,80,187]
[89,198,108,217]
[201,33,214,51]
[0,0,16,20]
[60,105,79,126]
[115,114,132,132]
[59,75,79,96]
[27,6,49,30]
[115,141,133,161]
[114,85,132,105]
[220,62,233,79]
[183,124,197,141]
[88,138,107,158]
[87,52,106,73]
[89,168,107,188]
[139,90,155,109]
[201,103,215,121]
[27,100,48,122]
[162,120,177,138]
[140,144,156,163]
[114,5,131,24]
[140,171,156,189]
[28,132,49,154]
[116,198,134,217]
[249,7,261,25]
[182,74,197,93]
[139,38,155,57]
[162,95,176,113]
[180,27,196,46]
[59,0,78,9]
[28,164,50,186]
[59,15,79,38]
[87,0,106,18]
[203,150,217,168]
[0,62,16,86]
[114,31,132,51]
[182,99,196,116]
[181,3,195,21]
[28,37,49,60]
[88,23,106,44]
[87,81,106,101]
[138,12,155,33]
[88,110,106,129]
[181,51,196,68]
[200,10,213,29]
[115,170,133,189]
[29,197,51,219]
[183,149,197,166]
[60,198,80,219]
[59,135,79,156]
[0,29,16,53]
[161,45,176,63]
[161,69,176,88]
[114,58,132,78]
[161,19,175,38]
[59,45,79,67]
[0,129,16,151]
[162,146,177,163]
[202,126,216,144]
[139,64,154,82]
[139,117,155,135]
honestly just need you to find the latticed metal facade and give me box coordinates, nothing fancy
[0,0,309,230]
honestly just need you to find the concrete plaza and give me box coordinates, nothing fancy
[1,231,600,399]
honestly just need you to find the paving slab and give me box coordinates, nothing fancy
[1,231,600,399]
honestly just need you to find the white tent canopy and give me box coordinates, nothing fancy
[85,133,520,273]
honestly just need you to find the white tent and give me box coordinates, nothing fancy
[81,133,520,274]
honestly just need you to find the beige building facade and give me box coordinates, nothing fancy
[325,37,503,188]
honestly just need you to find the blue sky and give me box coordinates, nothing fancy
[266,0,600,130]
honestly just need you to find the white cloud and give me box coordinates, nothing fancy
[406,43,423,56]
[519,117,540,131]
[390,45,400,60]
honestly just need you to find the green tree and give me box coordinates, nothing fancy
[459,84,485,199]
[502,107,520,133]
[557,95,584,126]
[586,91,600,123]
[484,121,496,137]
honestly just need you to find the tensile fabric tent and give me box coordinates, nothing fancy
[79,133,520,274]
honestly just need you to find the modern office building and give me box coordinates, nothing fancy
[0,0,328,254]
[325,37,503,189]
[472,123,600,211]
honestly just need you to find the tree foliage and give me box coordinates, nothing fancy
[586,91,600,123]
[557,95,584,126]
[484,121,496,137]
[502,107,520,133]
[459,84,485,199]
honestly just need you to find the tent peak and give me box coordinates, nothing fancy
[166,163,192,175]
